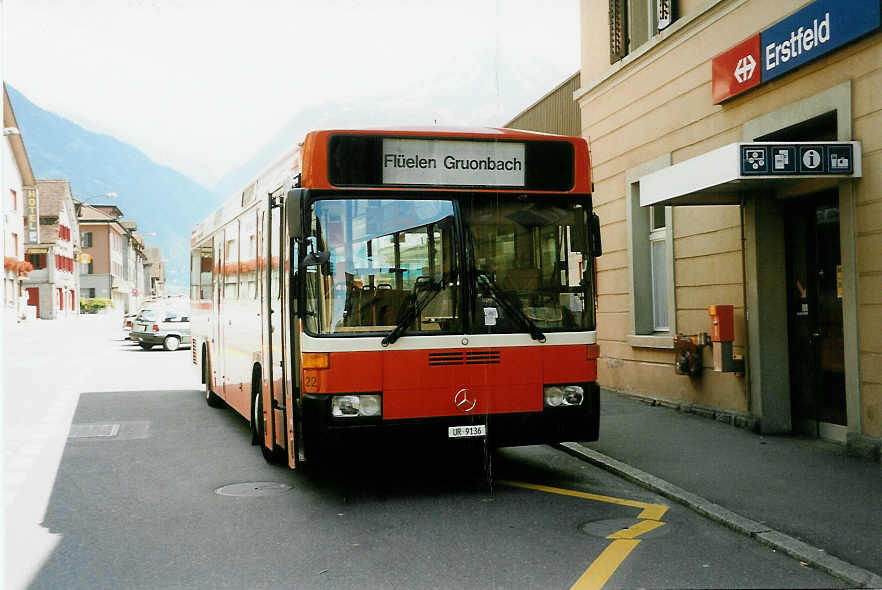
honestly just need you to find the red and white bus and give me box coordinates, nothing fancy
[190,127,602,468]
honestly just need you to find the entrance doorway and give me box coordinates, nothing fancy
[26,287,39,317]
[785,190,846,439]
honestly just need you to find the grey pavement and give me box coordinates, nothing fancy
[565,390,882,587]
[2,310,200,590]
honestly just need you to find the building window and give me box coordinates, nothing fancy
[28,253,46,269]
[86,261,94,274]
[625,156,676,348]
[649,205,668,331]
[10,189,17,212]
[82,232,92,248]
[609,0,676,63]
[10,233,18,257]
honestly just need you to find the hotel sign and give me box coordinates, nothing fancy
[24,188,39,244]
[712,0,880,104]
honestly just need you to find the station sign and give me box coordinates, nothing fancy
[712,0,880,104]
[740,142,854,176]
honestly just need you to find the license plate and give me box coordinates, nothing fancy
[448,425,486,438]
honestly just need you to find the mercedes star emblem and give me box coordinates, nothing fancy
[454,388,477,412]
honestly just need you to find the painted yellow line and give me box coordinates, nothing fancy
[499,480,670,589]
[607,519,665,539]
[570,539,640,590]
[498,480,668,520]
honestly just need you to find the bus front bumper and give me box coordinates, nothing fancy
[300,381,599,450]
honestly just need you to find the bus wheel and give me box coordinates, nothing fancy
[204,354,224,408]
[253,387,285,465]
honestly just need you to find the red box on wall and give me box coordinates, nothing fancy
[708,305,735,342]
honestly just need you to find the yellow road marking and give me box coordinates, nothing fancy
[570,539,640,590]
[607,519,665,539]
[498,480,669,590]
[498,480,668,520]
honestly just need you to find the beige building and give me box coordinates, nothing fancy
[563,0,880,457]
[144,247,166,298]
[23,180,81,318]
[2,85,36,322]
[78,204,135,312]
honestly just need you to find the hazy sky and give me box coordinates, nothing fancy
[2,0,580,187]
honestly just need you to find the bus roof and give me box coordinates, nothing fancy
[302,127,590,193]
[192,127,591,246]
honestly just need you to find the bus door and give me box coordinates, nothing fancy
[212,231,225,395]
[268,194,289,456]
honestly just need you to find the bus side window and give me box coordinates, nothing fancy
[224,221,239,300]
[271,205,281,300]
[200,245,213,300]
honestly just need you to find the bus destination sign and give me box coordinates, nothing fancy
[382,139,525,187]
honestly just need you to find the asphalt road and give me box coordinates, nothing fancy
[5,315,844,589]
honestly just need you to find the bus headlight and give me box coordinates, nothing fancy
[562,385,584,406]
[544,385,584,407]
[543,386,564,407]
[331,394,382,418]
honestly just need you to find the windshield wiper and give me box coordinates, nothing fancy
[381,276,443,347]
[475,270,546,343]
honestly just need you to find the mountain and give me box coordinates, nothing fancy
[212,58,575,198]
[6,84,216,290]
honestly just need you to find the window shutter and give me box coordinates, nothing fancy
[609,0,628,63]
[657,0,674,31]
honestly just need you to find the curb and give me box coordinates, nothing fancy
[555,441,882,589]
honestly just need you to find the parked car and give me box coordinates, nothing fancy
[130,309,191,351]
[123,310,144,339]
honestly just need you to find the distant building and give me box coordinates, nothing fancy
[2,84,36,322]
[505,72,581,136]
[78,203,143,313]
[144,247,166,298]
[22,180,80,318]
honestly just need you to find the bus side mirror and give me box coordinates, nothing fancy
[287,189,303,241]
[301,250,330,267]
[590,212,603,257]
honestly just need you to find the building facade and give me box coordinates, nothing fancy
[78,204,152,313]
[79,204,130,311]
[144,247,166,298]
[572,0,880,456]
[2,85,36,322]
[22,180,81,319]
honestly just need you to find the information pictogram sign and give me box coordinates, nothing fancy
[740,143,854,176]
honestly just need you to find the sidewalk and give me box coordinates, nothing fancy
[564,390,882,587]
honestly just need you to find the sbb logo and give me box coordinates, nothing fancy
[712,34,761,104]
[734,54,756,83]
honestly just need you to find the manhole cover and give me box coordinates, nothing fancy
[215,482,292,497]
[579,517,670,539]
[69,423,120,439]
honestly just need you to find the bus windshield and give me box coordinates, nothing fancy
[305,198,460,336]
[304,195,594,337]
[463,195,594,334]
